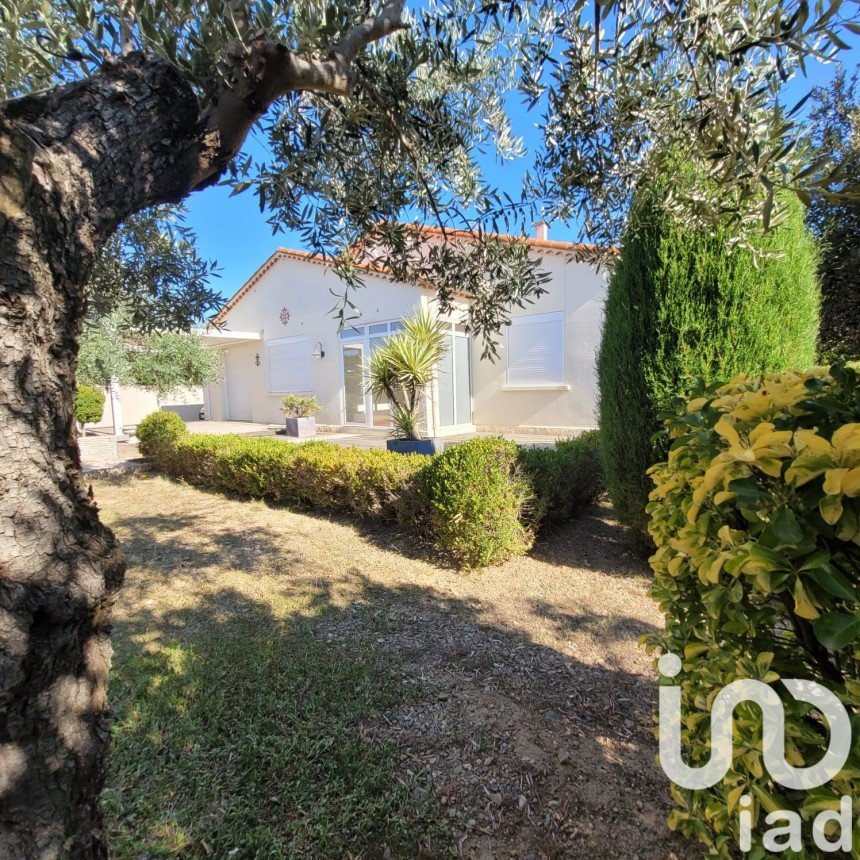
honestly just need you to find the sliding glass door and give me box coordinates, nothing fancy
[342,343,365,424]
[437,330,472,430]
[340,321,404,427]
[340,319,471,431]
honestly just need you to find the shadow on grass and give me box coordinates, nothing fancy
[105,591,444,858]
[113,513,305,579]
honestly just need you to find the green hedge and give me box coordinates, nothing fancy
[644,364,859,856]
[146,425,604,568]
[414,437,532,568]
[136,410,187,457]
[598,188,820,550]
[160,435,425,520]
[518,430,603,529]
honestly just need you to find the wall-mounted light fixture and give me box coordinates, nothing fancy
[311,341,325,359]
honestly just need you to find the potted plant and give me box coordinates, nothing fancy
[366,308,447,455]
[280,394,322,437]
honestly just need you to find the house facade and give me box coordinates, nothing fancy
[202,226,608,435]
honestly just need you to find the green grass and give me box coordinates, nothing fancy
[103,616,445,857]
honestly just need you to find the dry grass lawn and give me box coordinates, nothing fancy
[94,473,695,859]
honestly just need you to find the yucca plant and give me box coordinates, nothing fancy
[366,309,448,440]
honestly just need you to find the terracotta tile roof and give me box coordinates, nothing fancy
[212,227,610,325]
[413,224,608,257]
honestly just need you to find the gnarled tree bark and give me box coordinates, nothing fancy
[0,3,405,855]
[0,56,203,858]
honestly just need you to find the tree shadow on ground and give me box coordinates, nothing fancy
[103,496,696,859]
[527,502,652,577]
[122,475,649,579]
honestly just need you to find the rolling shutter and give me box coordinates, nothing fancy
[268,336,311,393]
[506,313,564,385]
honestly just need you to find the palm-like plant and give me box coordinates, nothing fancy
[366,309,449,440]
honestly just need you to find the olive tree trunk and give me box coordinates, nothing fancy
[0,56,202,858]
[0,8,404,854]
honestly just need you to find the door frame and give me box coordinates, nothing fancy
[434,329,474,435]
[340,341,368,426]
[338,320,406,428]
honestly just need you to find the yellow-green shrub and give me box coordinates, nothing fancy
[74,384,106,427]
[644,364,859,856]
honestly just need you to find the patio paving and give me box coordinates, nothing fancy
[80,419,584,470]
[190,420,570,449]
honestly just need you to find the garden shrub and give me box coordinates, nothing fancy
[644,364,859,856]
[157,435,424,520]
[74,384,105,427]
[598,186,820,550]
[518,430,603,528]
[136,410,187,457]
[150,432,603,568]
[415,437,533,568]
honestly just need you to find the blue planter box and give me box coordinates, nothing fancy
[386,438,442,456]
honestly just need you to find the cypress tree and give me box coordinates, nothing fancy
[597,192,820,549]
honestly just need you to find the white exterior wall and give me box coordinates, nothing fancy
[471,254,607,430]
[208,248,607,433]
[207,257,433,426]
[89,384,203,430]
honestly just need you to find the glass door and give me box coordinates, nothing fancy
[342,343,366,424]
[437,331,472,429]
[454,332,472,425]
[340,321,410,428]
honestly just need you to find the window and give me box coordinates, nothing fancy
[268,336,310,393]
[506,312,564,386]
[338,320,404,340]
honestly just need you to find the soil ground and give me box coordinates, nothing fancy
[93,473,696,858]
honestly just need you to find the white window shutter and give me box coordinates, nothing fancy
[267,337,311,393]
[506,313,564,385]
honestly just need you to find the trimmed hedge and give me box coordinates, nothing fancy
[136,410,187,457]
[518,430,603,529]
[415,437,532,568]
[598,189,820,550]
[644,364,859,856]
[160,435,425,519]
[144,423,604,569]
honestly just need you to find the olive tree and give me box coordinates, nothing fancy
[79,312,222,399]
[0,2,546,854]
[0,0,856,855]
[530,0,858,253]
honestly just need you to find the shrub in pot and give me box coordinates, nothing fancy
[366,309,447,455]
[280,394,321,437]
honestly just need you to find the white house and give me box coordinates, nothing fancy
[201,224,608,435]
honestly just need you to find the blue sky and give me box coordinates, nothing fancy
[184,38,858,303]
